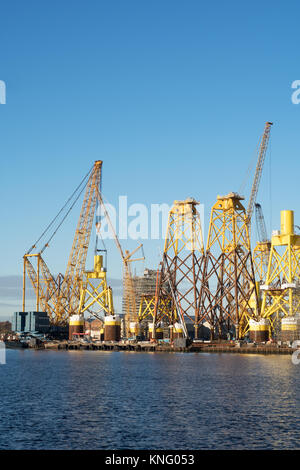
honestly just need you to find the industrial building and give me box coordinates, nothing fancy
[12,311,50,334]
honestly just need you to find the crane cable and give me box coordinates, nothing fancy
[27,165,93,255]
[269,135,272,236]
[40,179,90,254]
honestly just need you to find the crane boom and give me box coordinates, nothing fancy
[59,160,102,316]
[255,203,268,243]
[95,186,145,334]
[247,122,273,223]
[23,161,103,325]
[62,160,102,313]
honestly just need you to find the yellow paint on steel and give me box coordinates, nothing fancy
[261,210,300,329]
[69,320,84,326]
[281,324,297,331]
[78,255,114,316]
[281,210,294,236]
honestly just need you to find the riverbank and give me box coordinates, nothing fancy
[5,339,296,355]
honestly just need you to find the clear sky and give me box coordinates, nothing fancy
[1,0,300,318]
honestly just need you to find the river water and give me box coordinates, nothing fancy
[0,349,299,449]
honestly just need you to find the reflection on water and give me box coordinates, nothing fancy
[0,350,299,449]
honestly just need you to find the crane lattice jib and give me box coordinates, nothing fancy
[61,160,102,314]
[247,122,272,222]
[24,258,48,311]
[95,186,145,334]
[24,256,62,322]
[255,203,268,243]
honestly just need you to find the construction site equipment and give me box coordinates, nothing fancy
[199,193,259,339]
[138,294,156,322]
[253,203,272,282]
[77,253,114,321]
[138,267,175,330]
[95,186,145,337]
[246,122,273,224]
[255,203,269,243]
[23,161,103,325]
[138,291,172,322]
[126,269,156,318]
[244,122,272,282]
[153,198,205,339]
[122,247,145,336]
[260,210,300,335]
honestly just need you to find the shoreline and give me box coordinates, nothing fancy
[5,340,296,355]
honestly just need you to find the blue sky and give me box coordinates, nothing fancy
[1,0,300,317]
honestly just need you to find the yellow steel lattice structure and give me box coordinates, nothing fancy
[61,160,102,316]
[78,255,114,319]
[138,294,155,322]
[138,293,175,323]
[153,198,205,338]
[253,241,272,282]
[199,193,259,339]
[23,161,103,325]
[261,210,300,330]
[95,185,145,337]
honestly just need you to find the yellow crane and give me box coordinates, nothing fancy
[22,161,103,325]
[260,210,300,336]
[95,186,145,337]
[253,203,272,282]
[246,122,273,225]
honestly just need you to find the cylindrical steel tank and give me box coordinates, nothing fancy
[281,316,300,342]
[94,254,103,272]
[104,315,121,341]
[148,323,154,340]
[249,318,270,342]
[129,322,139,336]
[173,322,184,339]
[156,328,163,339]
[69,314,84,340]
[281,210,294,236]
[148,323,163,340]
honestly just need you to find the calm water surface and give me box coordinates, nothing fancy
[0,350,299,449]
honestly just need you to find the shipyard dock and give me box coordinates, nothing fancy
[7,338,296,355]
